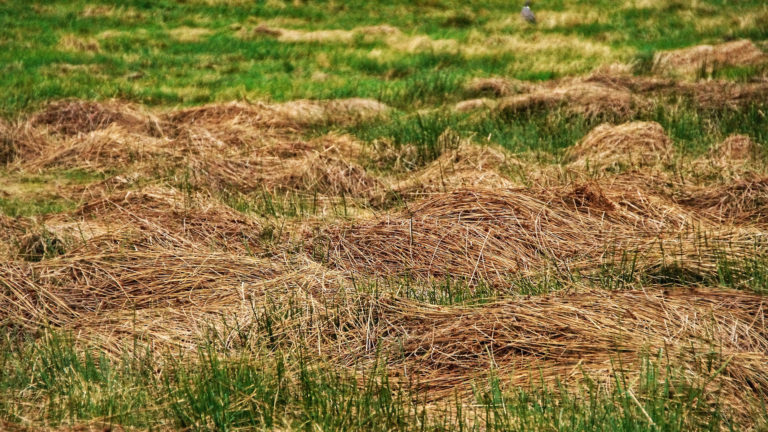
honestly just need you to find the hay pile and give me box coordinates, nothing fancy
[653,39,766,77]
[465,77,531,97]
[386,143,522,199]
[497,80,637,119]
[565,121,673,170]
[13,99,387,198]
[319,184,705,285]
[334,288,768,421]
[0,252,349,353]
[676,178,768,227]
[46,187,263,253]
[29,100,158,136]
[711,134,761,162]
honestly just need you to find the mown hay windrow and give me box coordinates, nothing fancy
[337,288,768,419]
[46,187,263,253]
[24,124,173,171]
[320,185,701,284]
[0,252,349,353]
[465,77,531,97]
[692,80,768,110]
[186,135,382,197]
[453,98,497,112]
[676,177,768,227]
[653,39,766,77]
[497,81,637,119]
[29,100,159,136]
[711,134,762,161]
[0,119,16,164]
[387,144,522,199]
[565,121,673,170]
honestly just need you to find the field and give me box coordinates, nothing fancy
[2,0,768,430]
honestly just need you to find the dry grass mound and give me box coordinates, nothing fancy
[691,80,768,109]
[25,124,172,171]
[29,100,158,136]
[341,288,768,419]
[0,252,348,352]
[653,39,766,77]
[497,81,637,119]
[319,185,697,285]
[676,177,768,227]
[453,98,497,112]
[16,100,386,199]
[565,121,673,170]
[0,119,16,164]
[45,187,263,253]
[711,134,762,161]
[465,77,532,97]
[386,143,521,200]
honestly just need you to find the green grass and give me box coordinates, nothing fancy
[0,329,753,431]
[0,196,75,218]
[1,0,766,117]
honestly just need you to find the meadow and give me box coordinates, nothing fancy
[1,0,768,430]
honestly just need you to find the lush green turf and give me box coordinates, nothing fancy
[1,0,766,117]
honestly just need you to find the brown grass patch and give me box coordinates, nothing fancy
[29,100,159,136]
[346,288,768,419]
[249,24,402,44]
[169,26,212,42]
[653,39,766,77]
[44,187,263,253]
[565,121,673,170]
[57,34,101,53]
[711,134,762,161]
[497,80,638,119]
[318,183,703,285]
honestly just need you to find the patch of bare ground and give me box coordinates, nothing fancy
[653,39,766,77]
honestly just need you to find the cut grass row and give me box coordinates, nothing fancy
[0,327,752,431]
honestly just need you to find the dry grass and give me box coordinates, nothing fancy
[345,288,768,426]
[57,34,101,54]
[565,121,673,170]
[497,80,638,119]
[168,26,213,42]
[2,91,768,427]
[654,39,766,77]
[711,134,762,161]
[319,181,720,285]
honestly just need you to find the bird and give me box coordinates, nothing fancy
[521,0,536,24]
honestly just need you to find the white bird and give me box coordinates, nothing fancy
[521,0,536,24]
